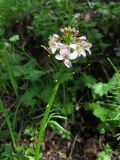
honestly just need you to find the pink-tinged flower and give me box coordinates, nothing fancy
[56,42,66,49]
[55,46,78,68]
[70,43,86,57]
[47,28,92,68]
[81,40,92,55]
[70,38,92,57]
[49,34,59,54]
[79,36,86,41]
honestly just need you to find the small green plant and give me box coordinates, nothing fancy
[85,59,120,135]
[97,144,112,160]
[50,121,71,140]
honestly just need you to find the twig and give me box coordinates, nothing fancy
[68,133,79,159]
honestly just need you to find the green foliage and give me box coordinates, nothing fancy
[61,103,74,116]
[32,0,78,40]
[0,45,42,97]
[49,117,71,140]
[0,143,34,160]
[9,35,20,42]
[20,86,40,108]
[115,47,120,57]
[81,72,97,88]
[0,0,41,37]
[86,103,109,122]
[50,121,71,139]
[85,71,120,134]
[0,47,18,96]
[0,143,14,160]
[97,144,112,160]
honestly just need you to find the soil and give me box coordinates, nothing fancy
[41,123,120,160]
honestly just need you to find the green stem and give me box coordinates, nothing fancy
[13,102,20,130]
[35,64,64,160]
[0,99,16,151]
[107,57,118,73]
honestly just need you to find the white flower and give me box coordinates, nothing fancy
[81,40,92,55]
[79,36,86,41]
[47,28,92,68]
[53,34,59,39]
[49,34,59,54]
[70,43,86,57]
[56,42,65,49]
[55,46,78,68]
[70,37,92,57]
[49,45,57,54]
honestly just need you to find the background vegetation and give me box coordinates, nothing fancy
[0,0,120,159]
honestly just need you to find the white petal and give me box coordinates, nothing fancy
[70,43,77,49]
[64,59,72,68]
[79,36,86,41]
[86,49,91,55]
[53,34,59,38]
[86,43,92,49]
[56,42,64,49]
[55,54,64,60]
[60,47,70,56]
[79,50,86,57]
[69,51,78,60]
[51,47,56,54]
[89,43,92,48]
[82,41,92,49]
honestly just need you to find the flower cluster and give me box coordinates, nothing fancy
[48,27,92,68]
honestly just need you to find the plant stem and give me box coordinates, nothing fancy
[13,102,20,130]
[35,64,64,160]
[0,99,16,151]
[107,57,119,73]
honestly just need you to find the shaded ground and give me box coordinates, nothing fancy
[41,129,120,160]
[40,107,120,160]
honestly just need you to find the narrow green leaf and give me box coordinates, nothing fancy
[48,120,66,132]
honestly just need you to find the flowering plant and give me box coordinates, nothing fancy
[35,27,92,160]
[48,27,92,68]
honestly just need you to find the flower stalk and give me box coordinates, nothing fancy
[35,64,64,160]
